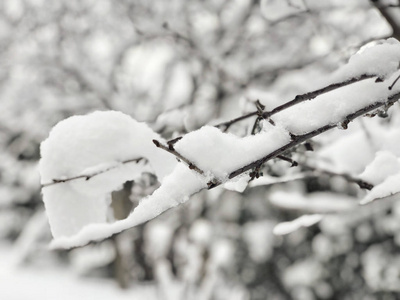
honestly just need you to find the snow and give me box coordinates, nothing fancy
[273,75,398,135]
[334,38,400,81]
[359,151,400,185]
[39,111,177,239]
[0,243,157,300]
[223,175,250,192]
[0,266,158,300]
[360,173,400,205]
[273,214,323,236]
[174,123,291,180]
[50,164,207,249]
[69,242,116,274]
[316,128,376,174]
[359,151,400,204]
[40,111,176,184]
[269,191,357,213]
[249,173,307,187]
[40,39,400,247]
[270,39,400,135]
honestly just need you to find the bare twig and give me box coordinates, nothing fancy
[389,74,400,90]
[152,139,205,175]
[41,157,145,188]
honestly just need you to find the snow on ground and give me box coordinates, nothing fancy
[0,244,157,300]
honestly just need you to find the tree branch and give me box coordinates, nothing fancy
[41,157,145,187]
[207,91,400,188]
[152,139,205,175]
[212,74,377,131]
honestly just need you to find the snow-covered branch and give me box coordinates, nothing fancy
[214,74,377,131]
[226,89,400,181]
[39,38,400,249]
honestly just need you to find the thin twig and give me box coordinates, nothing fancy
[388,74,400,90]
[262,74,378,117]
[152,139,205,175]
[41,157,146,188]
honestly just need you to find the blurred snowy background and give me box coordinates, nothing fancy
[1,0,400,299]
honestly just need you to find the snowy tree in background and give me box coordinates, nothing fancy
[3,0,400,299]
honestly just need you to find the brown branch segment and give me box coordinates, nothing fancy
[41,157,145,187]
[152,139,205,175]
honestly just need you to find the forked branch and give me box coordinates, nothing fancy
[219,91,400,187]
[213,74,378,131]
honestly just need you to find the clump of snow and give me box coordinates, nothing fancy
[316,129,376,174]
[40,111,177,239]
[359,151,400,185]
[273,77,395,135]
[223,175,250,192]
[40,111,176,184]
[273,214,323,236]
[359,151,400,204]
[333,38,400,81]
[50,164,207,249]
[360,173,400,205]
[249,173,306,187]
[174,124,291,180]
[270,191,357,213]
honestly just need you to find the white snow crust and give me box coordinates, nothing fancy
[270,191,357,213]
[273,214,323,236]
[334,38,400,81]
[174,123,291,180]
[40,111,177,239]
[50,164,207,249]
